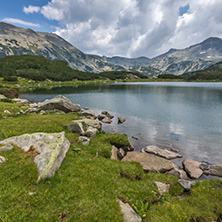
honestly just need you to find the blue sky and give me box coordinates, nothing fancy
[1,0,222,58]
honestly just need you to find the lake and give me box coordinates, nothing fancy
[20,82,222,167]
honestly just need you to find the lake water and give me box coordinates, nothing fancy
[20,82,222,167]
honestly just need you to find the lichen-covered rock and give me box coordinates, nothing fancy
[142,145,182,160]
[73,119,102,130]
[79,136,90,146]
[0,132,70,182]
[0,143,14,151]
[26,95,81,113]
[122,151,174,173]
[182,159,203,179]
[85,126,98,138]
[79,110,97,119]
[66,122,85,135]
[98,114,106,121]
[153,181,170,196]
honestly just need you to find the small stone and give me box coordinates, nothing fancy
[178,179,193,191]
[98,114,106,121]
[199,163,210,171]
[111,145,119,160]
[101,116,112,124]
[118,116,126,124]
[79,136,90,146]
[4,110,10,114]
[0,156,6,163]
[182,159,203,179]
[166,168,188,180]
[153,181,170,196]
[101,111,114,119]
[39,110,46,115]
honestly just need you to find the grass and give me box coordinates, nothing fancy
[0,101,222,221]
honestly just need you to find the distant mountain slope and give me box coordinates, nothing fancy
[1,22,222,76]
[0,22,124,73]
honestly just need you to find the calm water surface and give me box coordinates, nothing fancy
[20,82,222,166]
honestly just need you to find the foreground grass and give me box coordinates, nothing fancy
[0,101,222,221]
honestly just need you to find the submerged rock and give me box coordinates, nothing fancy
[142,145,182,160]
[0,132,70,182]
[122,151,174,173]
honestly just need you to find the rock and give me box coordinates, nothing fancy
[84,107,89,110]
[4,110,10,114]
[132,136,139,140]
[199,163,210,171]
[79,110,97,120]
[111,145,119,160]
[74,119,102,130]
[98,114,106,121]
[118,148,126,159]
[0,132,70,182]
[26,95,81,113]
[204,165,222,177]
[0,156,6,163]
[122,152,174,173]
[170,147,179,153]
[166,168,188,179]
[153,181,170,196]
[0,94,6,99]
[66,122,85,135]
[117,199,142,222]
[101,111,114,119]
[12,98,29,104]
[118,116,126,124]
[178,179,193,191]
[85,126,98,138]
[141,145,182,160]
[0,143,14,151]
[101,116,112,124]
[79,136,90,146]
[182,159,203,179]
[39,110,46,115]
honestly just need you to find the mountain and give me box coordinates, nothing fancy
[1,22,222,76]
[0,22,124,73]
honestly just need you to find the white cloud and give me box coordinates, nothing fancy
[28,0,222,58]
[2,18,40,28]
[23,5,40,14]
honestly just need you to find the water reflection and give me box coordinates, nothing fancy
[20,82,222,166]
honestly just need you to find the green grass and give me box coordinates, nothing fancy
[0,101,222,221]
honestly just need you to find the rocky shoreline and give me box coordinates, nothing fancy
[1,94,222,185]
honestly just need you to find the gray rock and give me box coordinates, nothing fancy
[0,94,6,99]
[101,111,114,119]
[142,145,182,160]
[79,110,97,120]
[79,136,90,146]
[166,168,188,179]
[39,110,46,115]
[118,116,126,124]
[0,132,70,182]
[204,165,222,177]
[101,116,112,124]
[182,159,203,179]
[117,199,142,222]
[178,179,193,191]
[122,151,174,173]
[66,122,85,135]
[98,114,106,121]
[153,181,170,196]
[26,95,81,113]
[199,163,210,171]
[0,156,6,163]
[0,143,14,151]
[12,98,29,104]
[118,148,126,159]
[111,145,119,160]
[74,119,102,130]
[85,126,98,138]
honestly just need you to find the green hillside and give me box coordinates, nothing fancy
[0,55,147,82]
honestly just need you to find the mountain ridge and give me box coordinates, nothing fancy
[1,22,222,76]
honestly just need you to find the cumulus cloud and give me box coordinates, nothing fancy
[2,18,40,27]
[23,5,40,14]
[25,0,222,58]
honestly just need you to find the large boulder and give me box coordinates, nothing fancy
[122,151,174,173]
[182,159,203,179]
[0,132,70,182]
[26,95,81,113]
[142,145,182,160]
[204,165,222,177]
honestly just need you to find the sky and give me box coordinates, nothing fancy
[1,0,222,58]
